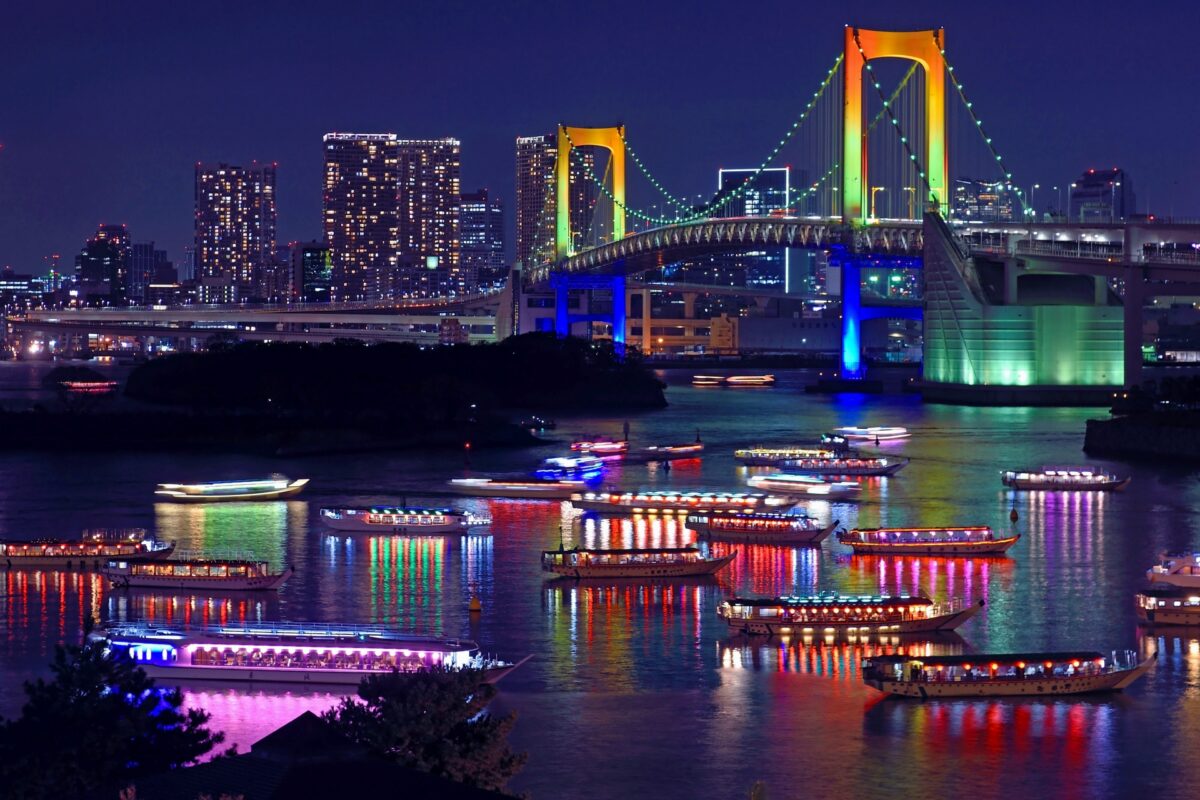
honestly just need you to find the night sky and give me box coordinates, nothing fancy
[1,0,1197,271]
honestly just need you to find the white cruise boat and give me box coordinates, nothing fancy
[155,478,309,503]
[103,557,293,591]
[834,426,910,441]
[447,477,584,499]
[1147,552,1200,589]
[320,507,482,534]
[746,473,861,499]
[1001,466,1129,491]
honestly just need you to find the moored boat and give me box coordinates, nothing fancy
[1001,466,1130,491]
[447,477,584,499]
[861,650,1155,698]
[541,546,735,579]
[320,506,478,534]
[687,510,837,545]
[717,593,983,635]
[570,490,795,515]
[691,375,775,387]
[1,533,174,568]
[103,557,294,591]
[735,446,840,467]
[746,473,861,499]
[1137,585,1200,625]
[96,623,525,685]
[1146,552,1200,588]
[155,477,309,502]
[834,426,910,441]
[837,525,1020,556]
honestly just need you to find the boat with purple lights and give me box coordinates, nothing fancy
[717,593,983,636]
[836,525,1021,556]
[686,510,837,545]
[1001,466,1130,491]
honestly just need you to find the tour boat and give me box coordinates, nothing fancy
[1136,585,1200,626]
[569,437,628,456]
[570,490,795,515]
[691,375,775,387]
[155,477,309,502]
[779,454,907,477]
[686,510,837,545]
[861,650,1155,698]
[745,473,861,499]
[96,623,525,685]
[1000,466,1130,491]
[517,415,555,430]
[540,546,736,579]
[717,593,983,636]
[447,477,584,499]
[691,375,725,386]
[320,506,480,534]
[0,532,174,568]
[103,557,294,591]
[836,525,1020,556]
[834,426,910,441]
[641,442,705,460]
[1146,552,1200,589]
[534,456,604,480]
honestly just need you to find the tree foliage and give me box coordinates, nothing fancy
[322,668,525,794]
[0,632,223,800]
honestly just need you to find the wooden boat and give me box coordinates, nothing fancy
[447,477,584,499]
[717,593,983,636]
[0,533,174,568]
[96,623,526,685]
[540,546,735,579]
[155,477,309,502]
[570,490,794,515]
[746,473,861,499]
[687,510,837,545]
[779,454,907,477]
[734,446,841,467]
[837,525,1020,556]
[1136,585,1200,625]
[1146,552,1200,589]
[320,507,476,534]
[1001,466,1129,491]
[103,557,293,591]
[641,442,705,460]
[862,650,1155,698]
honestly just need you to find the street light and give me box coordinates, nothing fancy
[1069,182,1078,222]
[870,186,887,219]
[902,186,916,219]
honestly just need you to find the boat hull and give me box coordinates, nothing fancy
[1,543,176,569]
[543,552,735,579]
[133,661,521,687]
[156,484,307,503]
[720,599,983,636]
[840,536,1020,556]
[694,521,837,546]
[1146,572,1200,589]
[866,657,1155,698]
[104,567,293,591]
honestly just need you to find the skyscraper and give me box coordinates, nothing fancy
[194,162,277,303]
[290,241,332,303]
[717,167,790,289]
[1069,168,1135,223]
[396,138,462,295]
[514,134,596,267]
[459,189,505,289]
[129,242,170,303]
[75,223,130,304]
[951,178,1015,222]
[322,133,400,302]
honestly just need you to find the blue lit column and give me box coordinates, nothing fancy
[554,277,570,337]
[610,273,626,351]
[841,258,863,379]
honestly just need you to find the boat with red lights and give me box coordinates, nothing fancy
[717,593,982,635]
[1137,585,1200,625]
[861,650,1155,698]
[836,525,1020,556]
[320,506,482,534]
[155,477,309,502]
[734,446,841,467]
[686,510,837,545]
[692,375,775,387]
[103,557,294,591]
[447,477,584,499]
[0,530,174,568]
[746,473,861,499]
[834,426,910,441]
[541,546,735,579]
[569,437,628,456]
[1146,552,1200,589]
[641,442,705,460]
[570,489,795,515]
[1001,466,1130,491]
[95,623,525,685]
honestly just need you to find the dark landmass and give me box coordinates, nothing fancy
[1084,411,1200,462]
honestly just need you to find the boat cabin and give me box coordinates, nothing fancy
[861,651,1123,684]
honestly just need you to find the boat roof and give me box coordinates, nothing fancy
[866,651,1106,666]
[326,506,457,515]
[118,558,270,567]
[101,623,478,650]
[690,510,816,520]
[851,525,991,533]
[725,594,933,607]
[543,546,701,556]
[583,490,767,498]
[1138,584,1200,598]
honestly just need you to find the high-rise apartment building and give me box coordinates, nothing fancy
[322,133,400,302]
[514,134,596,267]
[290,241,332,303]
[194,162,277,303]
[396,138,462,295]
[76,223,131,304]
[1069,168,1135,223]
[460,189,505,288]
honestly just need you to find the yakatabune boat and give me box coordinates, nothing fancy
[686,510,837,545]
[540,546,736,579]
[155,478,309,502]
[717,593,982,636]
[746,473,861,499]
[641,442,705,460]
[836,525,1020,556]
[570,490,795,515]
[569,437,628,456]
[734,446,842,466]
[320,506,478,534]
[1000,466,1130,491]
[447,477,584,499]
[692,375,775,387]
[780,454,907,477]
[834,426,910,441]
[534,456,604,480]
[102,557,294,591]
[0,532,174,568]
[1145,552,1200,589]
[96,623,525,685]
[1136,585,1200,626]
[861,650,1155,698]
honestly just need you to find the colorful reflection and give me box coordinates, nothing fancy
[183,688,340,757]
[843,555,1013,605]
[154,500,299,569]
[573,515,696,551]
[365,535,446,631]
[708,541,822,597]
[718,635,968,680]
[0,569,103,655]
[104,591,277,629]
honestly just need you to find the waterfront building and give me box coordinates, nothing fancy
[75,223,131,304]
[514,134,595,267]
[397,138,461,295]
[1069,168,1135,223]
[323,133,400,302]
[951,178,1016,222]
[460,189,505,289]
[290,241,332,303]
[194,162,277,303]
[129,243,170,304]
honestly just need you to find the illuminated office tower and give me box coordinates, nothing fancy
[460,189,505,288]
[290,241,332,303]
[397,138,461,295]
[1069,168,1135,223]
[322,133,400,302]
[76,223,131,304]
[716,167,791,290]
[514,134,595,267]
[194,162,277,303]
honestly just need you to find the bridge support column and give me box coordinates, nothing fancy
[549,272,627,355]
[1124,268,1145,388]
[641,288,652,354]
[840,258,864,379]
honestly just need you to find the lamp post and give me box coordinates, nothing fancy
[902,186,916,219]
[870,186,887,219]
[1053,185,1061,219]
[1030,184,1040,222]
[1069,182,1077,222]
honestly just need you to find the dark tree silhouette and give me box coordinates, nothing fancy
[0,628,223,800]
[323,668,525,794]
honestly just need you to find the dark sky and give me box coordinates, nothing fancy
[2,0,1198,271]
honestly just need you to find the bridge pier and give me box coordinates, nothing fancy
[840,257,864,379]
[550,272,626,351]
[1124,267,1144,388]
